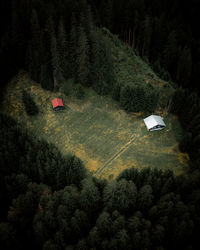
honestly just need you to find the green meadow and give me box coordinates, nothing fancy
[1,72,189,180]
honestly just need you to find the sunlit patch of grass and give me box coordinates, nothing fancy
[86,160,99,172]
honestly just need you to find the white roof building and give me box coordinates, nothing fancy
[144,115,166,131]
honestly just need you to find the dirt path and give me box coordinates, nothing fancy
[95,134,139,178]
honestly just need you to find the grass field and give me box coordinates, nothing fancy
[1,72,189,180]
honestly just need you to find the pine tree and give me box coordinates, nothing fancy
[163,30,178,75]
[89,29,104,88]
[142,15,152,57]
[58,17,69,79]
[80,178,101,213]
[176,47,192,87]
[82,5,94,38]
[69,13,78,79]
[29,9,42,82]
[169,88,185,114]
[10,3,25,67]
[40,63,54,91]
[100,37,116,93]
[96,211,112,236]
[50,21,63,90]
[137,185,153,211]
[76,25,90,85]
[100,0,113,31]
[103,179,137,214]
[22,90,38,116]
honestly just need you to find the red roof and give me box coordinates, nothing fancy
[52,98,64,108]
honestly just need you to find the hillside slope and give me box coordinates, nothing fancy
[1,30,189,179]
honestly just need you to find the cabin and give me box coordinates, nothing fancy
[52,98,64,111]
[144,115,166,131]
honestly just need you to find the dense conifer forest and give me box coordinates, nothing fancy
[0,0,200,249]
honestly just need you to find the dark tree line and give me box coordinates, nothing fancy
[91,0,200,94]
[0,113,200,249]
[0,0,116,97]
[169,88,200,172]
[1,0,200,94]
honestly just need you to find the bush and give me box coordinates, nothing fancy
[179,132,192,153]
[22,90,38,116]
[120,84,159,113]
[169,88,185,114]
[60,80,72,96]
[73,84,85,99]
[112,81,121,101]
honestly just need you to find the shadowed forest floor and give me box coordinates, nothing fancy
[1,72,189,180]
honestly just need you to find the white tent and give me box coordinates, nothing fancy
[144,115,166,131]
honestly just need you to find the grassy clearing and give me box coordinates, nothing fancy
[1,72,189,180]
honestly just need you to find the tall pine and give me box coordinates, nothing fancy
[69,13,78,79]
[49,17,63,90]
[58,17,69,79]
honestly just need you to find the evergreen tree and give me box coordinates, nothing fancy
[169,88,185,114]
[162,30,178,76]
[176,47,192,87]
[58,17,69,79]
[40,63,54,91]
[142,15,152,57]
[71,209,89,237]
[76,25,90,85]
[96,211,112,236]
[22,90,38,116]
[89,29,104,88]
[69,13,78,78]
[179,132,192,153]
[29,9,42,82]
[10,3,25,67]
[79,5,94,41]
[50,19,63,90]
[103,179,137,214]
[80,178,101,214]
[88,226,101,247]
[100,0,113,31]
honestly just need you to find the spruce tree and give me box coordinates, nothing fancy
[176,47,192,87]
[29,9,42,82]
[69,13,78,79]
[91,30,115,95]
[22,90,38,116]
[76,25,90,85]
[40,63,54,91]
[58,17,69,79]
[89,29,104,88]
[83,5,94,38]
[99,0,113,31]
[142,15,152,57]
[163,30,178,75]
[169,88,185,114]
[50,22,63,90]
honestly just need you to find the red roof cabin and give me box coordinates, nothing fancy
[52,98,64,111]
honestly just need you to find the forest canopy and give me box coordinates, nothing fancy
[0,112,200,250]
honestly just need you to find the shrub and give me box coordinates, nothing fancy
[73,84,85,99]
[120,84,159,113]
[179,132,192,153]
[22,90,38,116]
[112,81,121,101]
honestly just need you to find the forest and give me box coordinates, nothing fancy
[0,0,200,249]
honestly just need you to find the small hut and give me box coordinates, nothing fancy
[52,98,64,111]
[144,115,166,131]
